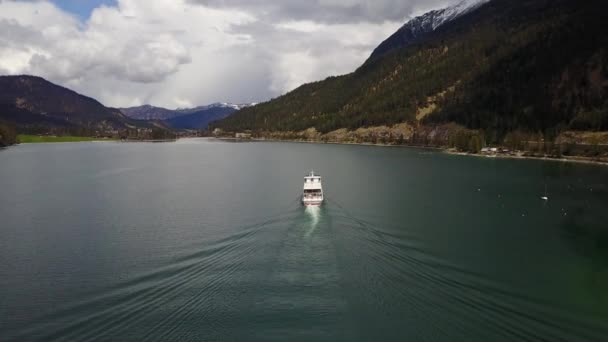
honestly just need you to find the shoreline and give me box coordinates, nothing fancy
[218,136,443,150]
[216,137,608,166]
[16,138,177,144]
[17,135,117,144]
[444,150,608,166]
[18,140,117,144]
[7,135,608,166]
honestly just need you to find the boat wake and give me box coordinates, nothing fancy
[304,206,321,238]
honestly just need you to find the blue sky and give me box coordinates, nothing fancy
[50,0,116,19]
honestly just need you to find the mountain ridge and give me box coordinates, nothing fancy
[165,106,237,130]
[120,103,253,121]
[0,75,171,137]
[121,102,254,129]
[368,0,490,62]
[213,0,608,143]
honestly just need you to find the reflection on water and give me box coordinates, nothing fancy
[305,206,321,238]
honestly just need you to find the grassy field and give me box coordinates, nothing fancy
[18,135,116,143]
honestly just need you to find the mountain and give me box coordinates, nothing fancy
[369,0,490,61]
[213,0,608,142]
[122,103,254,130]
[173,103,254,117]
[120,105,179,121]
[166,106,239,130]
[0,75,154,135]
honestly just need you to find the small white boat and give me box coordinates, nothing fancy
[541,183,549,201]
[303,171,324,206]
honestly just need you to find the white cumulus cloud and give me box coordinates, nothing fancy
[0,0,458,108]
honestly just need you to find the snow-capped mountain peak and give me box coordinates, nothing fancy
[215,102,256,110]
[177,102,256,113]
[430,0,491,30]
[122,102,257,121]
[369,0,491,60]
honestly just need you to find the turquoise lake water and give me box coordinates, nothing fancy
[1,139,607,341]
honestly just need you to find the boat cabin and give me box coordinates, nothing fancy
[302,171,324,206]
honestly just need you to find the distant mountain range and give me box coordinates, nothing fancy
[120,103,254,130]
[0,75,246,135]
[119,105,178,121]
[214,0,608,141]
[164,106,240,130]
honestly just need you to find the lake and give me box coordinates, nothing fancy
[1,139,608,341]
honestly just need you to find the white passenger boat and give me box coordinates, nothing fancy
[303,171,324,206]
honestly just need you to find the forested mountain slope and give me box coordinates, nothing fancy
[0,75,153,135]
[214,0,608,142]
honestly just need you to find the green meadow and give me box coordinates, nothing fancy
[18,135,116,143]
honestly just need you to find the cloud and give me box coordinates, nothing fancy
[0,0,457,108]
[189,0,452,24]
[228,20,400,94]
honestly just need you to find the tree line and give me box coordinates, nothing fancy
[0,120,18,147]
